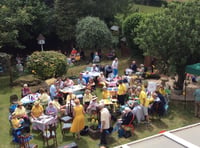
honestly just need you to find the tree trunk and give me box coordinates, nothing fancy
[176,67,185,90]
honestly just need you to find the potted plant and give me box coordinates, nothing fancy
[88,112,100,139]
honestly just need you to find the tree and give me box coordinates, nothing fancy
[75,16,112,50]
[55,0,130,43]
[0,0,53,50]
[122,13,145,55]
[135,1,200,90]
[55,0,84,42]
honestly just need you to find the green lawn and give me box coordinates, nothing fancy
[0,58,199,147]
[132,4,162,13]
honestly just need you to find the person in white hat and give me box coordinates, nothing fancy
[86,96,98,114]
[21,83,32,97]
[31,100,44,120]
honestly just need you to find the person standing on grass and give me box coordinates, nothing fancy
[194,88,200,117]
[138,86,149,122]
[70,99,85,139]
[112,58,118,78]
[98,103,111,147]
[117,80,127,106]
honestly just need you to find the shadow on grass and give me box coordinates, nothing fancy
[151,118,168,129]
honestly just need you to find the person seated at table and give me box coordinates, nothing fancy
[11,112,24,129]
[66,92,77,104]
[97,72,109,87]
[86,78,96,91]
[86,96,98,114]
[91,64,99,72]
[83,89,93,110]
[136,64,145,76]
[52,97,66,116]
[82,71,90,84]
[13,101,27,118]
[63,77,74,87]
[45,101,58,117]
[128,85,137,99]
[71,47,77,55]
[77,73,87,86]
[75,52,81,62]
[104,65,113,78]
[38,88,50,106]
[11,112,30,133]
[56,77,65,89]
[31,101,44,120]
[130,61,137,73]
[21,84,32,97]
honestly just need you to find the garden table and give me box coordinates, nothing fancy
[20,93,41,105]
[32,115,56,131]
[60,84,85,94]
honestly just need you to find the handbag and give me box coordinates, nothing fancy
[124,130,132,138]
[80,126,89,136]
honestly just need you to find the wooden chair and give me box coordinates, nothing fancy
[18,133,33,148]
[59,116,72,137]
[42,123,57,147]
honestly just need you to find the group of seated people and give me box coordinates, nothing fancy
[10,58,171,144]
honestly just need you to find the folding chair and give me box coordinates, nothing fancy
[122,114,135,134]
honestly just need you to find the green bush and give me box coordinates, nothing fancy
[26,51,68,79]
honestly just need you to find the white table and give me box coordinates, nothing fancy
[20,93,41,104]
[32,115,56,131]
[60,85,86,94]
[82,71,100,77]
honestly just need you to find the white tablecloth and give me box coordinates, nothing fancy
[60,85,86,93]
[82,71,100,77]
[32,115,56,131]
[20,93,41,104]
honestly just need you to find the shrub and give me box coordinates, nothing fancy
[26,51,68,79]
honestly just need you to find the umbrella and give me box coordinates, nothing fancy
[185,63,200,75]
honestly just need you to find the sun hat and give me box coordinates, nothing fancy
[23,84,28,87]
[34,100,40,105]
[92,96,98,101]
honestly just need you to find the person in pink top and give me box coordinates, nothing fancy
[21,84,32,97]
[63,77,74,87]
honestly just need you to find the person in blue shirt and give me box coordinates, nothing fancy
[49,81,58,100]
[77,74,86,86]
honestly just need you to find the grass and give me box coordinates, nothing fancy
[132,4,162,13]
[0,57,199,147]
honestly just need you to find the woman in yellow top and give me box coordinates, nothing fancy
[31,101,44,119]
[70,99,85,139]
[102,86,110,99]
[13,101,27,118]
[11,113,23,129]
[83,89,93,111]
[66,92,77,104]
[117,80,127,105]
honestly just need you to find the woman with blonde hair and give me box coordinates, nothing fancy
[70,99,85,139]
